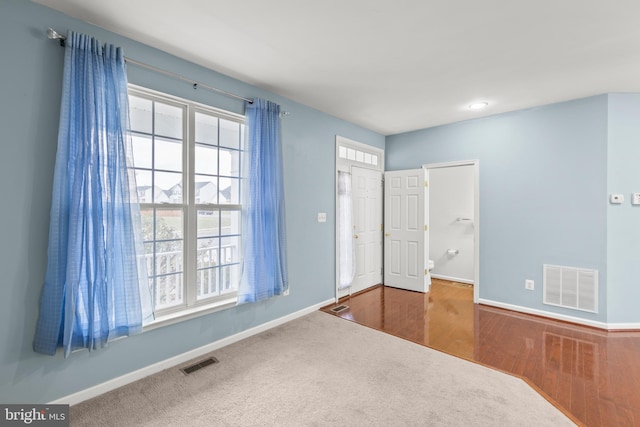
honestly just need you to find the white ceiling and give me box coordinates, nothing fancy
[35,0,640,135]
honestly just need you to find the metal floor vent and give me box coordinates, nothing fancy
[330,305,349,313]
[180,357,219,375]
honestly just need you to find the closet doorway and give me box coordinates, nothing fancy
[424,160,479,303]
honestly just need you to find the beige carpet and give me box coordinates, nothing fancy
[71,311,575,426]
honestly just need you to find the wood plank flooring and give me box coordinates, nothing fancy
[321,279,640,427]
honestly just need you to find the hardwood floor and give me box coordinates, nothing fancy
[321,279,640,427]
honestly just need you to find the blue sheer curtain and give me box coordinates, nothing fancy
[33,32,152,357]
[238,99,288,303]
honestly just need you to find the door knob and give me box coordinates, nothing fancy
[354,234,359,239]
[385,232,390,237]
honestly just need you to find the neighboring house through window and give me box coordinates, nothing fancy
[128,86,244,317]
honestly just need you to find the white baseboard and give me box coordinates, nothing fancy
[50,298,335,406]
[478,298,640,330]
[605,322,640,331]
[431,274,474,285]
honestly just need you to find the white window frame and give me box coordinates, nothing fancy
[128,85,245,328]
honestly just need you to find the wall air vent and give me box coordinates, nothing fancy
[543,264,598,313]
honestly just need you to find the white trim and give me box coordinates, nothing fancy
[430,274,474,285]
[49,298,335,406]
[479,298,610,329]
[144,297,237,331]
[423,160,480,303]
[607,322,640,331]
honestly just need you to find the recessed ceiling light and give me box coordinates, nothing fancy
[468,102,489,110]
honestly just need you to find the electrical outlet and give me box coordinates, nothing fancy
[525,279,534,291]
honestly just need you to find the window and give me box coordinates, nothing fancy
[128,86,244,316]
[337,144,379,166]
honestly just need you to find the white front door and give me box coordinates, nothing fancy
[384,168,429,293]
[351,166,383,294]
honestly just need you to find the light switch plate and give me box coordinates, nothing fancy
[632,193,640,205]
[317,212,327,223]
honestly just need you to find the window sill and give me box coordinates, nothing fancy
[143,296,238,332]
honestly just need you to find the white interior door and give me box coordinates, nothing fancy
[351,166,383,293]
[384,169,429,293]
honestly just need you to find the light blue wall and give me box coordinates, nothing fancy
[386,96,609,322]
[606,94,640,323]
[0,0,384,403]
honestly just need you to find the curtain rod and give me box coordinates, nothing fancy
[47,28,254,104]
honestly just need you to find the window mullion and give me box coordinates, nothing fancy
[184,105,197,307]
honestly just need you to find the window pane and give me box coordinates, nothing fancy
[195,144,218,175]
[152,206,183,310]
[219,148,240,177]
[347,148,356,160]
[197,237,219,269]
[144,242,154,275]
[129,96,152,134]
[140,208,153,242]
[155,273,183,309]
[221,236,240,265]
[339,146,347,159]
[131,134,152,169]
[221,210,240,236]
[155,240,183,274]
[372,155,378,166]
[219,177,240,204]
[364,153,372,165]
[356,150,364,163]
[154,102,183,139]
[134,170,152,203]
[195,112,218,146]
[155,137,182,172]
[220,118,240,149]
[155,171,182,203]
[198,210,219,238]
[156,209,183,240]
[194,175,217,204]
[197,267,218,300]
[220,264,239,294]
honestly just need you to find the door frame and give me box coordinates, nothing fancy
[423,160,480,303]
[335,136,384,302]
